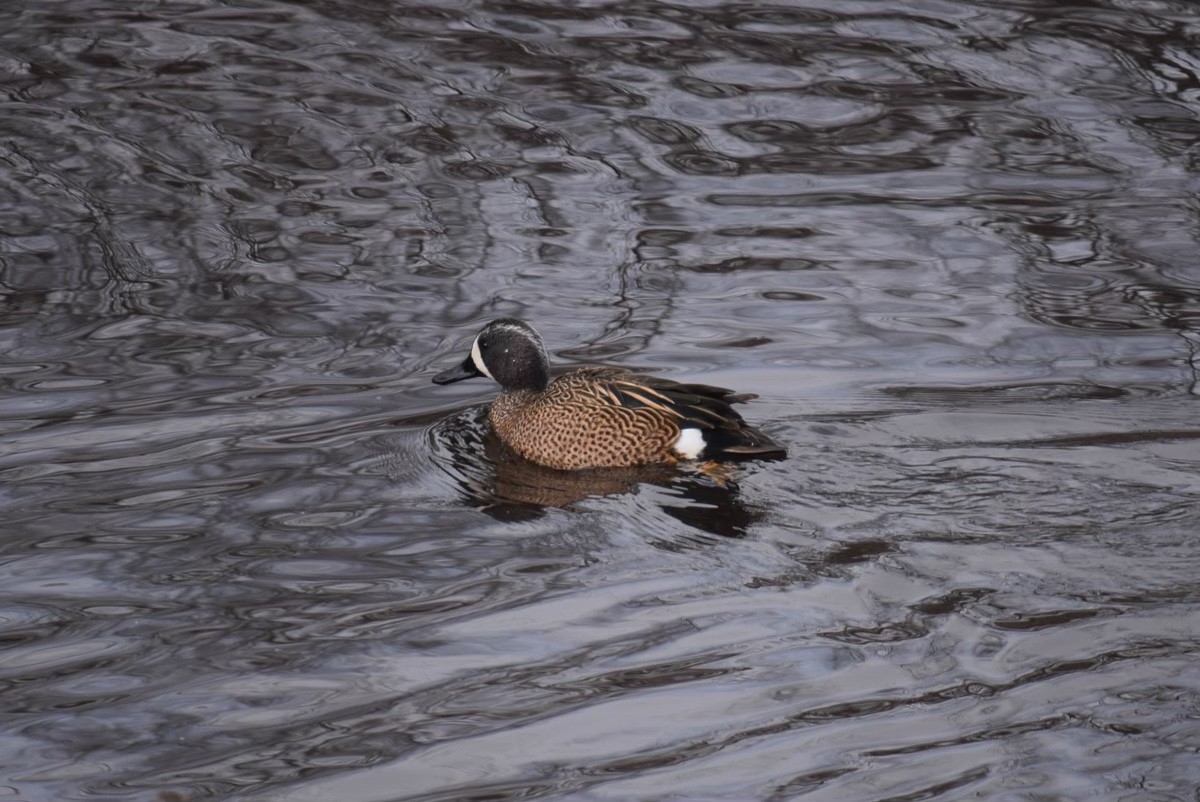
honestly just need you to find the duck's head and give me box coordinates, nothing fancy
[433,318,551,392]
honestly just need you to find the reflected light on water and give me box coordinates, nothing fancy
[2,0,1200,801]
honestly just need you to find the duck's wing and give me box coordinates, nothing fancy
[574,369,786,458]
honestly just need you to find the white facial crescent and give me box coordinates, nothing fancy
[470,335,495,380]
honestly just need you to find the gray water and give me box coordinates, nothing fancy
[2,1,1200,800]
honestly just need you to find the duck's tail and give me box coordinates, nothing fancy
[706,423,787,460]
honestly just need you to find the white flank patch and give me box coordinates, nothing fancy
[470,336,495,380]
[674,428,706,459]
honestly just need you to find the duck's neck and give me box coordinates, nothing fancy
[497,363,549,393]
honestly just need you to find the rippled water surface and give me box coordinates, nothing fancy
[3,1,1200,800]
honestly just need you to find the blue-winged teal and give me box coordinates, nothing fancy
[433,319,786,470]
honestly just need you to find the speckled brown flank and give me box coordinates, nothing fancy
[489,370,683,470]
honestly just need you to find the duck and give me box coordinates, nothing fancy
[433,319,786,471]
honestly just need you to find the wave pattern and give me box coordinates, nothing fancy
[2,1,1200,800]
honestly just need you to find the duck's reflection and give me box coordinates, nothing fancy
[430,407,766,538]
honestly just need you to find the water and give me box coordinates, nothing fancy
[2,0,1200,800]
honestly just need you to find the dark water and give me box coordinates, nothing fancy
[3,0,1200,800]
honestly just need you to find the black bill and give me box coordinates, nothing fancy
[432,355,482,385]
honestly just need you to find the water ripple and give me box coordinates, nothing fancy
[3,0,1200,800]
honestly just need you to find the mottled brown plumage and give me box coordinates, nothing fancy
[433,320,786,470]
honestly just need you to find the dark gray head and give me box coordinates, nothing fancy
[432,318,551,392]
